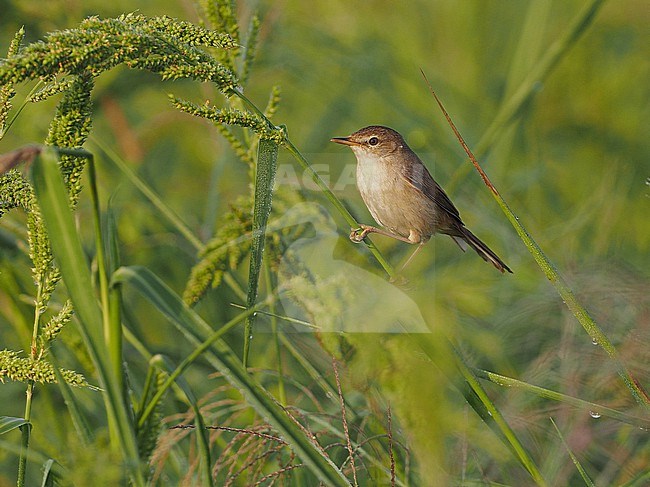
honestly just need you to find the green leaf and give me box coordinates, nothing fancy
[0,417,29,435]
[31,147,145,486]
[243,137,279,367]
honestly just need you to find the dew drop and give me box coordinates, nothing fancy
[589,411,601,419]
[592,338,598,346]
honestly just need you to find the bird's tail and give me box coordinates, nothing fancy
[451,227,512,274]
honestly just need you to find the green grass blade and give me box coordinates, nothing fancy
[111,265,220,347]
[0,417,29,435]
[31,148,144,486]
[474,368,650,429]
[550,418,595,486]
[137,304,260,428]
[86,157,121,387]
[453,350,547,486]
[419,338,547,486]
[90,136,203,252]
[243,137,279,367]
[153,355,214,487]
[447,0,608,188]
[0,439,66,479]
[491,191,648,407]
[40,458,56,487]
[304,412,406,486]
[282,139,396,278]
[191,399,214,487]
[234,90,396,279]
[620,470,650,487]
[264,260,286,405]
[50,353,93,445]
[105,203,125,394]
[111,265,352,486]
[278,334,356,416]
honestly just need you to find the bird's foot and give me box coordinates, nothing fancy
[349,225,373,243]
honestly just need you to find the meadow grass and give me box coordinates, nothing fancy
[0,1,648,485]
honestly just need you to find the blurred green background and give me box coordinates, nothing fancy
[1,0,648,485]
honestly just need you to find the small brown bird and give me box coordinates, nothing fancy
[331,125,512,273]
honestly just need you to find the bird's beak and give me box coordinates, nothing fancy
[330,136,358,146]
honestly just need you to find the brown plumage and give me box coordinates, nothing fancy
[331,125,512,273]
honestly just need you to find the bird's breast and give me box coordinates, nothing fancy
[355,155,437,241]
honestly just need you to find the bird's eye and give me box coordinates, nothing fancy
[368,137,379,146]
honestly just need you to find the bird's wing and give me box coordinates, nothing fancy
[400,152,464,224]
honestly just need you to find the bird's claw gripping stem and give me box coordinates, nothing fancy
[349,225,372,243]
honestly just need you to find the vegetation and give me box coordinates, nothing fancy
[0,0,648,485]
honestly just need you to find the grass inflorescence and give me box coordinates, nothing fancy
[0,1,646,486]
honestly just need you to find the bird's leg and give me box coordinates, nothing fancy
[349,224,413,244]
[399,241,426,271]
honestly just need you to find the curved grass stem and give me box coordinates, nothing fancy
[234,89,396,279]
[422,77,649,409]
